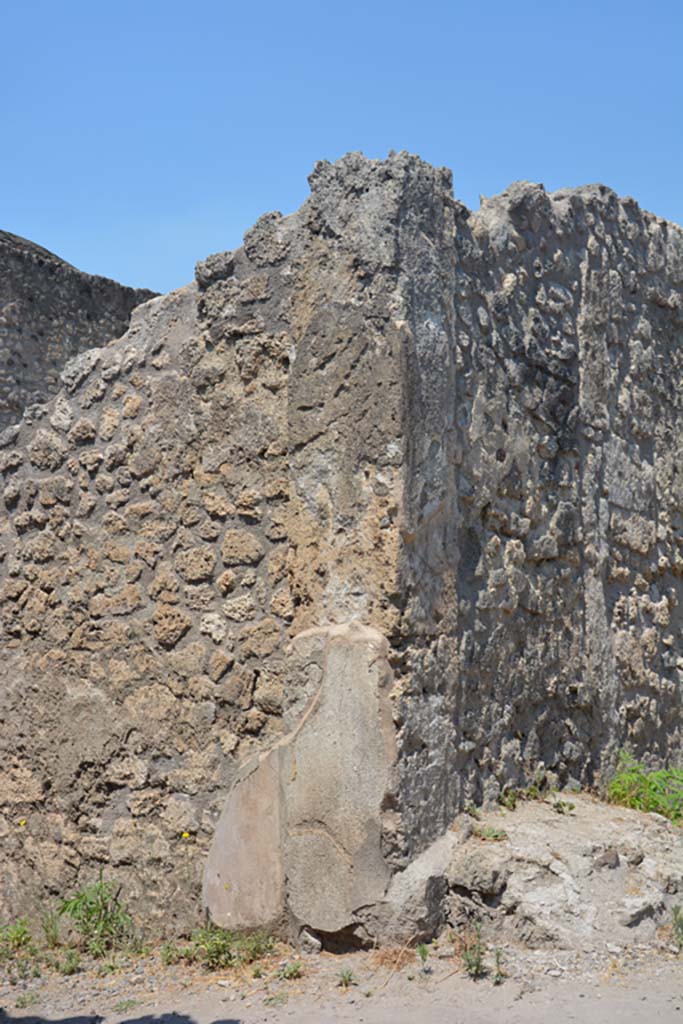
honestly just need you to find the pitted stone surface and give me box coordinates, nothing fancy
[1,152,682,935]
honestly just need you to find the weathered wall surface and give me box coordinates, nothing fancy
[0,230,155,432]
[394,176,683,860]
[1,153,682,937]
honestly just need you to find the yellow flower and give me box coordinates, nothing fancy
[18,819,26,827]
[181,831,190,839]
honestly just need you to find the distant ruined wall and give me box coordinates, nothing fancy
[1,153,682,932]
[0,230,155,432]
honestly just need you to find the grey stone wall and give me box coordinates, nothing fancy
[394,173,683,860]
[0,230,155,431]
[0,153,681,932]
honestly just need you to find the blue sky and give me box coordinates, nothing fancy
[3,0,682,293]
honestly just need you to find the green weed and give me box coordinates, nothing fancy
[161,941,181,966]
[551,799,575,815]
[607,752,683,823]
[180,926,236,969]
[114,999,139,1012]
[498,789,517,811]
[0,918,40,983]
[278,960,302,980]
[168,926,275,971]
[460,926,486,979]
[492,947,506,985]
[58,871,132,957]
[473,825,508,842]
[15,992,40,1009]
[56,949,81,976]
[41,908,61,949]
[234,930,275,962]
[673,905,683,950]
[338,967,355,988]
[96,958,120,976]
[263,992,288,1007]
[0,918,34,959]
[416,942,431,973]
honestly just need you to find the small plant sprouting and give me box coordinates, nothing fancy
[473,825,508,842]
[161,942,180,966]
[57,949,81,976]
[464,803,481,820]
[416,942,431,973]
[0,918,40,983]
[0,917,33,959]
[492,947,506,986]
[338,967,355,988]
[252,963,264,979]
[673,905,683,950]
[263,992,288,1008]
[237,930,275,962]
[499,789,517,811]
[278,960,302,980]
[498,771,550,811]
[461,925,486,980]
[96,958,119,977]
[551,798,575,815]
[15,992,40,1009]
[41,908,61,949]
[114,999,139,1013]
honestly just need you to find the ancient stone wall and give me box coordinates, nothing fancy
[394,176,683,859]
[0,230,155,432]
[1,153,681,936]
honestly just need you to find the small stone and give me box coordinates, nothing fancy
[200,612,227,644]
[216,569,237,595]
[594,847,620,870]
[175,545,216,583]
[209,651,234,682]
[28,428,67,470]
[49,396,74,432]
[299,929,322,955]
[153,603,192,648]
[223,595,256,622]
[221,529,264,566]
[68,417,97,446]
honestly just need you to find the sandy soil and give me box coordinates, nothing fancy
[2,942,682,1024]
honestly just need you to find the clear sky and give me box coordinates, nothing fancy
[3,0,682,294]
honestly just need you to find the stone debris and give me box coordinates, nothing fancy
[443,795,683,950]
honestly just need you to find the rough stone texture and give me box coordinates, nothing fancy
[203,624,395,943]
[1,152,682,936]
[444,794,683,949]
[0,229,155,431]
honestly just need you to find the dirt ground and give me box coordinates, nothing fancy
[2,940,682,1024]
